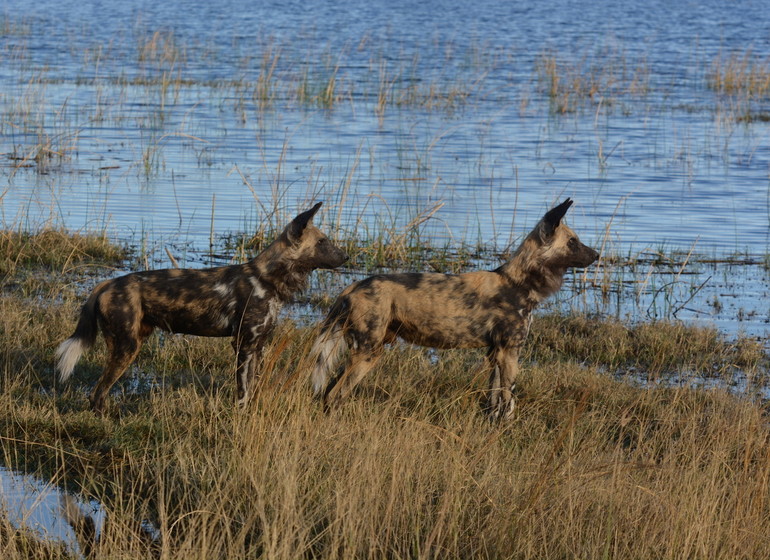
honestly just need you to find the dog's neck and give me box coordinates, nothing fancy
[246,240,311,301]
[497,239,565,306]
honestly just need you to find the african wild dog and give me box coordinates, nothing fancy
[56,202,348,414]
[310,198,599,419]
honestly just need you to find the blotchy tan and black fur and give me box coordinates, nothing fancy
[56,202,348,414]
[310,198,599,419]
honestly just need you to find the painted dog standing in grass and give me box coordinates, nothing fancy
[57,202,348,414]
[310,198,599,419]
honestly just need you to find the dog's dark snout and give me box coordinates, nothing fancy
[583,246,600,267]
[338,244,350,262]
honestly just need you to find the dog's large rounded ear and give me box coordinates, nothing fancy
[287,201,323,243]
[540,198,573,237]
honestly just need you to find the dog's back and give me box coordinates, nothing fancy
[326,271,528,349]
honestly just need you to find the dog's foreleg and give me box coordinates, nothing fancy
[486,361,502,416]
[234,343,262,407]
[236,352,253,406]
[487,346,519,421]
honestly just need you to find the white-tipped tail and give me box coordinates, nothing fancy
[55,337,86,383]
[310,326,348,397]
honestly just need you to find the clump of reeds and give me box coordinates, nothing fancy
[137,30,185,70]
[708,51,770,97]
[535,48,650,113]
[528,312,766,379]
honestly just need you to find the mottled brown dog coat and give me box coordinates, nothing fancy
[57,202,348,414]
[310,198,599,419]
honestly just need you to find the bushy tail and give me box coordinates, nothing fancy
[56,281,108,383]
[310,323,348,397]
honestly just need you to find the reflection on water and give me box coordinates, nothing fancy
[0,467,103,554]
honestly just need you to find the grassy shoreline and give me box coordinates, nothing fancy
[0,230,768,558]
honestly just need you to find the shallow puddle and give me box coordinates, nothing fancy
[0,467,104,555]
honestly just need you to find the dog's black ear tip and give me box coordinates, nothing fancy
[542,197,574,229]
[306,201,323,219]
[287,201,324,241]
[558,198,573,211]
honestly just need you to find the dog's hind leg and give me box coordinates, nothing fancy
[89,322,152,415]
[323,349,381,411]
[89,342,142,415]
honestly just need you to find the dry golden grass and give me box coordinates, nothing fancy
[0,231,768,559]
[0,515,69,560]
[1,300,768,558]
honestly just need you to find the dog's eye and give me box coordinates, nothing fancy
[317,238,327,246]
[568,237,578,248]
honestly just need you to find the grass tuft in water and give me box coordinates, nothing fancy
[0,229,128,276]
[708,51,770,97]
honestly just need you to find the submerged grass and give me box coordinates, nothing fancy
[7,15,762,143]
[0,231,768,558]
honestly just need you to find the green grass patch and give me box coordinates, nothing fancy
[0,229,128,276]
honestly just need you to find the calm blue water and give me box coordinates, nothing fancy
[1,0,768,254]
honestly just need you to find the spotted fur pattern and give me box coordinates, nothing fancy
[56,202,348,414]
[310,198,599,420]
